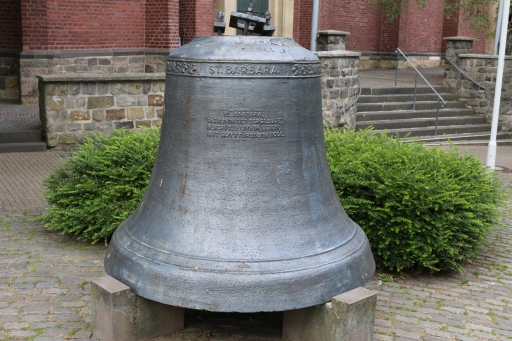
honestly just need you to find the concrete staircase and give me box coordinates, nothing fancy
[356,86,511,142]
[0,104,46,153]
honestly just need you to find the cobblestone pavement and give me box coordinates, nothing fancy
[0,105,40,131]
[368,174,512,341]
[1,151,512,340]
[0,152,62,210]
[0,206,105,341]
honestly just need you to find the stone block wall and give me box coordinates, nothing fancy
[37,73,165,150]
[314,31,360,129]
[316,51,360,129]
[317,31,349,52]
[20,50,168,105]
[0,53,19,101]
[359,53,443,70]
[444,37,512,131]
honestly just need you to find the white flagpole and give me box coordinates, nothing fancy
[487,0,510,168]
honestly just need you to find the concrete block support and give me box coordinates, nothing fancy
[91,276,184,341]
[282,287,377,341]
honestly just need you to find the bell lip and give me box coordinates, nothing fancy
[104,223,376,313]
[169,36,320,63]
[115,217,360,269]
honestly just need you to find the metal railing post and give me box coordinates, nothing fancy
[395,48,446,108]
[434,98,440,137]
[412,74,418,112]
[395,51,399,87]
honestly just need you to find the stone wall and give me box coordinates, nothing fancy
[443,37,512,131]
[0,52,19,102]
[317,31,349,52]
[37,73,165,150]
[315,51,360,129]
[359,52,443,70]
[315,30,360,129]
[21,49,168,105]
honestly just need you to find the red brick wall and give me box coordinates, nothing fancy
[440,4,487,54]
[145,0,180,49]
[179,0,215,45]
[21,0,181,51]
[456,7,487,54]
[380,12,400,53]
[21,0,48,50]
[0,0,22,50]
[46,0,145,50]
[442,7,459,52]
[397,0,445,53]
[293,0,313,48]
[318,0,384,52]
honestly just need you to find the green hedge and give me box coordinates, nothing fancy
[40,127,505,274]
[325,128,506,273]
[40,128,160,244]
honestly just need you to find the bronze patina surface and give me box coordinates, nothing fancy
[105,36,375,312]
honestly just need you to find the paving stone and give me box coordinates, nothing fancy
[42,328,68,336]
[375,318,392,327]
[21,315,47,322]
[8,330,37,338]
[62,301,87,307]
[465,323,493,333]
[421,336,447,341]
[374,335,393,341]
[455,336,480,341]
[52,308,77,314]
[470,330,498,340]
[31,321,59,329]
[33,338,65,341]
[0,316,19,322]
[60,322,88,329]
[17,289,42,294]
[447,326,470,334]
[73,330,93,339]
[496,328,512,337]
[0,308,18,315]
[51,314,82,322]
[424,328,452,339]
[394,330,421,340]
[36,282,60,288]
[3,322,29,330]
[465,306,488,314]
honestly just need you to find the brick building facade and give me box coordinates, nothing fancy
[0,0,492,104]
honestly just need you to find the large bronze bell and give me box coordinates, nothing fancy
[104,36,375,313]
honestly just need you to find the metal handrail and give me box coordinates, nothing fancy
[395,48,446,136]
[341,77,362,113]
[445,56,512,103]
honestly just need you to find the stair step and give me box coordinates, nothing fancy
[0,120,42,131]
[0,129,43,144]
[358,101,465,112]
[404,133,512,144]
[358,93,457,103]
[372,124,492,138]
[356,108,477,122]
[361,86,449,96]
[356,116,487,130]
[0,142,47,153]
